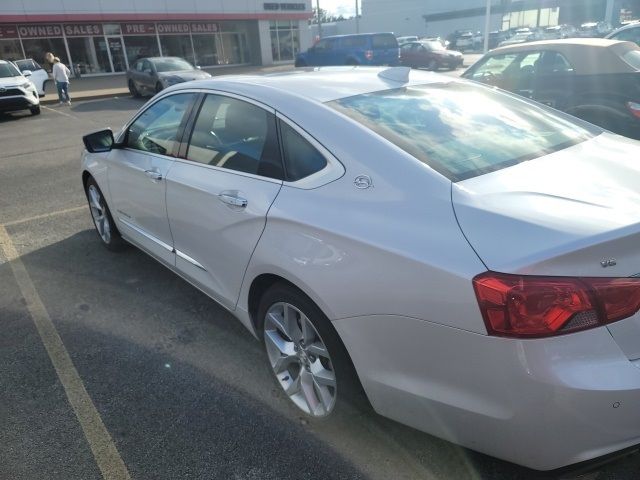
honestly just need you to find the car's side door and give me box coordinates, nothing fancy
[400,42,416,67]
[140,59,155,91]
[165,93,284,310]
[107,92,198,265]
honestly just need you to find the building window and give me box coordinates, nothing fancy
[159,35,195,65]
[67,37,111,74]
[192,34,221,66]
[270,20,299,62]
[22,38,69,72]
[0,40,23,62]
[124,35,160,64]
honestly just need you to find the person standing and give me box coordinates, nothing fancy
[52,57,71,105]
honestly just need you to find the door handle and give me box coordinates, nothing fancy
[218,193,248,208]
[144,170,163,181]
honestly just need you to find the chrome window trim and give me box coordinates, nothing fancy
[276,112,345,190]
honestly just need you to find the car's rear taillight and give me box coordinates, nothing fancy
[627,101,640,119]
[365,50,373,61]
[473,272,640,338]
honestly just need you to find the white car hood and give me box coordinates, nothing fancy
[452,133,640,277]
[0,75,28,88]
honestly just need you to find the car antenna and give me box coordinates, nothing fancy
[377,66,410,83]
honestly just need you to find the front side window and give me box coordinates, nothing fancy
[126,93,195,155]
[279,121,327,181]
[186,95,283,179]
[328,83,596,182]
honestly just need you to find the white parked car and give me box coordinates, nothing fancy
[13,58,50,96]
[81,67,640,471]
[0,60,40,115]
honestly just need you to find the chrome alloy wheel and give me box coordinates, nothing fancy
[264,302,337,417]
[87,184,111,244]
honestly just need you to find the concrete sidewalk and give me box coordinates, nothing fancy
[40,63,296,104]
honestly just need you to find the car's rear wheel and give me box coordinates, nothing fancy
[258,283,366,419]
[128,80,140,97]
[30,105,41,115]
[85,177,126,251]
[155,82,164,94]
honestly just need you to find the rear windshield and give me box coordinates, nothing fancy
[154,58,194,72]
[328,82,596,181]
[372,34,398,49]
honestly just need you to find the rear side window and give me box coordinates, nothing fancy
[372,34,398,49]
[341,36,368,48]
[186,95,283,180]
[328,83,595,182]
[279,121,327,181]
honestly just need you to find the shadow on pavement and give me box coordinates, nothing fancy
[6,227,640,480]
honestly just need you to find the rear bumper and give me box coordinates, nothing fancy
[333,314,640,471]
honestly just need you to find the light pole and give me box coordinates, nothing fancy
[483,0,491,53]
[316,0,323,39]
[355,0,360,34]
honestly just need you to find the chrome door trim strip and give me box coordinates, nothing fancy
[175,249,207,271]
[118,217,173,253]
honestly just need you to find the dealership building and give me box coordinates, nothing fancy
[0,1,313,75]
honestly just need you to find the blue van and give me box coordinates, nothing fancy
[295,33,400,67]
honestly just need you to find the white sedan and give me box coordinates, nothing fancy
[81,66,640,471]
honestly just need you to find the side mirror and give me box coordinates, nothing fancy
[22,70,32,77]
[83,129,115,153]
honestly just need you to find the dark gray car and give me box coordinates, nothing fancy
[126,56,211,97]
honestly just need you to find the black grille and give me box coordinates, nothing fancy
[0,88,23,97]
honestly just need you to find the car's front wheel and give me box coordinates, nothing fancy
[128,80,140,97]
[30,105,41,115]
[258,283,366,419]
[85,177,126,251]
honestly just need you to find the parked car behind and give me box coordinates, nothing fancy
[82,65,640,472]
[0,59,40,116]
[607,21,640,46]
[295,33,400,67]
[126,56,211,97]
[463,38,640,139]
[12,58,50,96]
[577,21,613,37]
[400,40,463,70]
[396,35,418,45]
[447,30,479,51]
[543,24,577,40]
[498,28,534,47]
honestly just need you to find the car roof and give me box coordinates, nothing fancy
[321,32,394,39]
[169,67,450,109]
[488,38,639,74]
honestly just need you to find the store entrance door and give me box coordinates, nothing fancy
[107,37,127,72]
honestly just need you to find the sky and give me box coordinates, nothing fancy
[314,0,357,17]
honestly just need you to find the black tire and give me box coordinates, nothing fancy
[128,80,140,98]
[155,82,164,94]
[257,283,368,420]
[84,177,127,252]
[30,105,41,115]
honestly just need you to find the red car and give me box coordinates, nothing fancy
[400,40,464,70]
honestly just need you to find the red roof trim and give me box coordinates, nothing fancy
[0,12,312,23]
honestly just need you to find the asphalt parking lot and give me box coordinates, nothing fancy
[2,94,640,480]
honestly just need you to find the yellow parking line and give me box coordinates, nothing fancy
[3,205,86,227]
[0,225,131,480]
